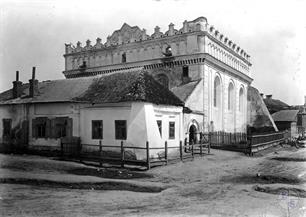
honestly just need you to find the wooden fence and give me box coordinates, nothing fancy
[209,131,248,153]
[0,130,290,169]
[60,139,211,170]
[247,131,289,155]
[206,131,289,155]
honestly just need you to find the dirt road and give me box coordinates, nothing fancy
[0,145,305,217]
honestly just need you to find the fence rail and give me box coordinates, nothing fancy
[58,139,211,170]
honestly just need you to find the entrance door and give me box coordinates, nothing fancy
[189,125,197,145]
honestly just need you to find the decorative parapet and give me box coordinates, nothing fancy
[64,16,251,63]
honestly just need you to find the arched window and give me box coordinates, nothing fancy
[228,82,234,110]
[213,76,221,108]
[239,87,244,112]
[156,74,169,88]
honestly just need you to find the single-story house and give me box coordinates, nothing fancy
[272,110,299,138]
[0,68,185,159]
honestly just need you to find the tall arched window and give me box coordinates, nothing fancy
[239,87,244,112]
[228,82,234,110]
[213,76,221,108]
[156,74,169,88]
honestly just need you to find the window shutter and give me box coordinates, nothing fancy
[66,118,73,138]
[50,119,56,138]
[45,118,51,138]
[32,119,37,138]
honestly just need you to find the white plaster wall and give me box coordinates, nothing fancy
[206,63,248,133]
[80,103,131,146]
[79,102,183,159]
[153,104,183,148]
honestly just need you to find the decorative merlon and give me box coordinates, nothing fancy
[64,17,251,62]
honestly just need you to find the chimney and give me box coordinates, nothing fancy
[12,71,22,98]
[29,67,38,97]
[266,94,272,99]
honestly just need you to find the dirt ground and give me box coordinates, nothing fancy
[0,145,305,217]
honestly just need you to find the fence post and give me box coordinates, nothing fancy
[99,140,102,167]
[121,141,124,168]
[208,132,211,154]
[146,141,150,170]
[191,140,194,159]
[79,140,82,163]
[200,140,203,157]
[60,140,64,157]
[165,141,168,165]
[179,141,183,161]
[247,135,252,156]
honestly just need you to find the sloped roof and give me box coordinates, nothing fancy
[264,97,289,113]
[0,70,184,107]
[0,76,95,104]
[75,70,184,106]
[171,80,201,102]
[272,110,299,122]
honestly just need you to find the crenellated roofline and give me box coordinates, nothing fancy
[64,17,251,65]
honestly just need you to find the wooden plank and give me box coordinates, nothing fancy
[121,141,124,168]
[146,141,150,170]
[165,141,168,165]
[179,141,183,161]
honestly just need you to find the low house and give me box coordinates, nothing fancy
[0,68,184,159]
[272,110,299,138]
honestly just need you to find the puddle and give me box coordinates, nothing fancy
[254,185,306,198]
[0,178,165,193]
[223,174,303,185]
[67,168,153,179]
[271,157,306,162]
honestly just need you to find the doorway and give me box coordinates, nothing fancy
[189,124,197,145]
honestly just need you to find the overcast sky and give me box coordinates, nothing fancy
[0,0,305,105]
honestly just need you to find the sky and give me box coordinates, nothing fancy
[0,0,305,105]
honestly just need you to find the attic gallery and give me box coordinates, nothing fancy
[0,17,253,159]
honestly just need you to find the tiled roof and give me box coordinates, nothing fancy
[0,70,184,107]
[272,110,299,122]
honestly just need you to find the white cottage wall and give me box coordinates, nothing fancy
[80,103,131,146]
[28,102,82,148]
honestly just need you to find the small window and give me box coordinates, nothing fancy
[182,66,189,77]
[169,122,175,139]
[37,123,46,138]
[92,120,103,139]
[32,117,51,138]
[56,122,66,138]
[115,120,127,140]
[122,53,126,63]
[157,120,162,136]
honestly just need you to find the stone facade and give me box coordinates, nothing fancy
[63,17,253,134]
